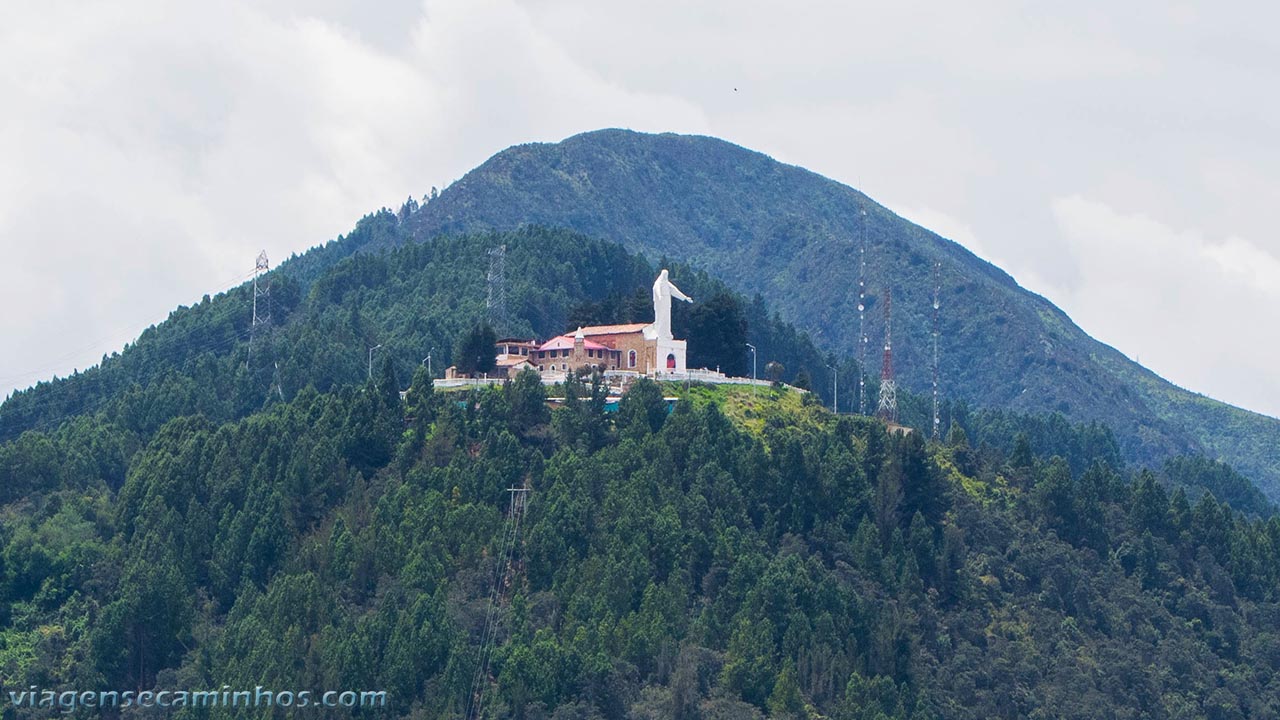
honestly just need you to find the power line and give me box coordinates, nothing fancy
[0,324,254,443]
[0,267,258,388]
[465,481,530,720]
[1,247,312,446]
[0,260,273,442]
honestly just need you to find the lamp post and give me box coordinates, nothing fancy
[423,349,433,377]
[826,363,838,413]
[746,343,757,386]
[368,344,383,380]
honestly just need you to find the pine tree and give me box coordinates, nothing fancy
[687,291,749,375]
[454,323,497,375]
[768,659,806,718]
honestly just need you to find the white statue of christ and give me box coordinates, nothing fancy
[650,269,692,341]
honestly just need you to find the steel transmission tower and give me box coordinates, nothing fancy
[932,261,942,439]
[486,244,508,334]
[858,208,868,415]
[466,479,531,720]
[877,287,898,423]
[247,251,270,368]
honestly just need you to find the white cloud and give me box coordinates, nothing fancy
[1041,196,1280,417]
[880,204,990,262]
[1203,237,1280,298]
[0,0,707,399]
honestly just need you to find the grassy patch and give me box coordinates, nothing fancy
[665,382,826,437]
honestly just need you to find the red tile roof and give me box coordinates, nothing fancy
[577,323,649,336]
[538,335,613,352]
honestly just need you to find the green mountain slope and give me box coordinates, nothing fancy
[0,225,833,450]
[4,205,1280,718]
[401,129,1280,498]
[5,367,1280,718]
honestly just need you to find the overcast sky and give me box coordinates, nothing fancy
[3,0,1279,419]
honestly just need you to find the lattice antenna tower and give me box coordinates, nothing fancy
[931,261,942,439]
[858,208,869,415]
[247,250,270,368]
[486,244,508,334]
[876,287,898,423]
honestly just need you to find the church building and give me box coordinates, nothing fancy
[496,269,692,377]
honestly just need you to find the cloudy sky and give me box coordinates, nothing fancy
[3,0,1279,418]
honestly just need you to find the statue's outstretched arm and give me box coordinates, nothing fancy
[670,283,693,303]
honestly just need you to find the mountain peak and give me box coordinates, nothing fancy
[408,128,1280,498]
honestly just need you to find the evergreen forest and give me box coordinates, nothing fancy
[1,220,1279,718]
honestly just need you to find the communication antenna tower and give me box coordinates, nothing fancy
[858,208,868,415]
[877,287,898,423]
[931,261,942,439]
[248,250,270,368]
[486,244,508,334]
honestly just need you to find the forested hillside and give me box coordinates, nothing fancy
[3,370,1280,718]
[3,215,1280,717]
[0,223,833,450]
[397,129,1280,500]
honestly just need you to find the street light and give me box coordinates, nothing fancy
[746,343,757,386]
[422,348,433,377]
[368,344,383,379]
[826,363,838,413]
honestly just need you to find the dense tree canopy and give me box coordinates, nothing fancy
[0,227,841,447]
[400,128,1280,499]
[2,375,1279,718]
[455,323,498,376]
[1,220,1278,719]
[686,291,749,377]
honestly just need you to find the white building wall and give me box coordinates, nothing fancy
[654,338,687,374]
